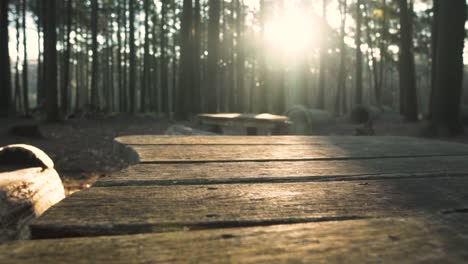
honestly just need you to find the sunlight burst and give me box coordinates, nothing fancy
[265,8,319,55]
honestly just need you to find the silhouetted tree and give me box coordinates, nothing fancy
[192,0,202,113]
[0,0,11,116]
[355,0,363,106]
[43,0,59,121]
[22,0,29,114]
[317,0,328,109]
[399,0,417,121]
[129,0,136,113]
[62,0,72,115]
[429,0,466,136]
[206,0,220,112]
[90,0,99,107]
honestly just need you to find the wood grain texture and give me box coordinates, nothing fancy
[4,217,468,263]
[130,141,468,163]
[31,177,468,238]
[96,156,468,186]
[115,135,452,145]
[197,113,289,129]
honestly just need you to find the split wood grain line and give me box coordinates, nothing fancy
[129,142,468,163]
[95,156,468,187]
[31,177,468,239]
[4,217,468,263]
[115,135,454,146]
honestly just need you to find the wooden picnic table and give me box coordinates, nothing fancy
[197,113,290,135]
[2,135,468,263]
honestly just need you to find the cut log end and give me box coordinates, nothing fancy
[0,144,54,171]
[0,145,64,241]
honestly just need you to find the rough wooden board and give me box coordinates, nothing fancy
[31,177,468,238]
[0,168,65,241]
[197,113,289,129]
[131,141,468,163]
[115,135,449,145]
[96,156,468,187]
[5,217,468,263]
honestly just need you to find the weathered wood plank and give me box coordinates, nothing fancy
[131,141,468,163]
[31,177,468,238]
[197,113,289,129]
[96,156,468,187]
[5,217,468,263]
[116,135,452,146]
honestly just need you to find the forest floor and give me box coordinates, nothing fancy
[1,113,468,195]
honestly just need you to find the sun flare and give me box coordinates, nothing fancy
[265,8,319,55]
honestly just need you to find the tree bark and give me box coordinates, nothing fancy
[141,0,150,113]
[43,0,59,121]
[429,0,466,136]
[0,0,12,117]
[192,0,202,114]
[22,0,29,114]
[36,2,43,107]
[62,0,72,115]
[355,0,363,106]
[363,3,380,107]
[398,0,418,121]
[90,0,99,108]
[15,1,22,114]
[175,0,193,120]
[429,0,439,119]
[129,0,136,113]
[206,0,221,113]
[160,0,169,116]
[378,0,387,106]
[236,0,245,113]
[317,0,327,109]
[257,0,267,112]
[335,0,347,115]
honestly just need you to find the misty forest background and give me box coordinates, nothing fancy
[0,0,467,136]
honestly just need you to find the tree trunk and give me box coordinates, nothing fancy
[15,1,22,114]
[141,0,150,113]
[192,0,202,114]
[227,0,236,112]
[0,0,12,117]
[355,0,363,106]
[257,0,267,112]
[175,0,193,120]
[22,0,29,114]
[378,0,387,106]
[160,0,169,116]
[335,0,347,115]
[317,0,327,109]
[128,0,136,113]
[116,1,123,111]
[429,0,439,119]
[399,0,418,121]
[206,0,221,113]
[62,0,72,115]
[90,0,99,108]
[36,5,43,108]
[429,0,466,136]
[363,3,380,107]
[171,0,177,116]
[43,0,59,121]
[236,0,245,113]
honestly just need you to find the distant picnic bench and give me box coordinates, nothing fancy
[3,135,468,262]
[197,113,290,135]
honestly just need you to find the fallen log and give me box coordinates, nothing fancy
[0,145,65,241]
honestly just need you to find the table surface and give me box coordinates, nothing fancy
[3,136,468,263]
